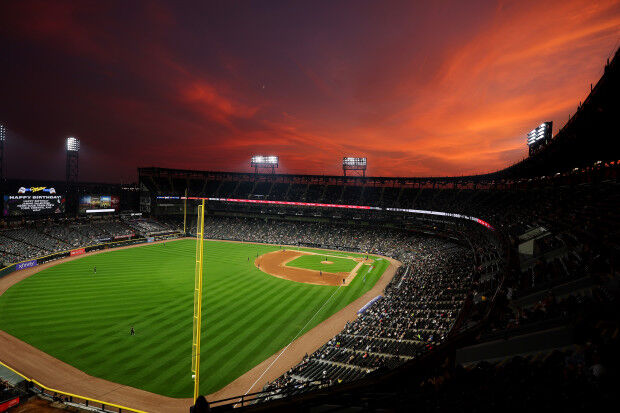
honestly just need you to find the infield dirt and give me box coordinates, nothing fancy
[255,249,373,286]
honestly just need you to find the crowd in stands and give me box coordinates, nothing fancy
[474,182,618,336]
[406,343,618,411]
[487,286,615,336]
[125,218,171,234]
[394,283,620,412]
[394,185,618,411]
[0,218,175,267]
[191,215,475,261]
[262,237,483,395]
[0,378,18,405]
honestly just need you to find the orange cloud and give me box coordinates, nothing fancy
[179,80,259,125]
[324,0,620,176]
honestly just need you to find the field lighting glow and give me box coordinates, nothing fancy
[66,136,80,152]
[251,155,278,165]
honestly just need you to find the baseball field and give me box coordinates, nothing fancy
[0,239,388,398]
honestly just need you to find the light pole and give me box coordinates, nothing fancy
[66,137,80,215]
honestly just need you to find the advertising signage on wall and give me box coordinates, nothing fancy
[0,396,20,412]
[16,259,38,270]
[70,248,86,256]
[3,186,65,216]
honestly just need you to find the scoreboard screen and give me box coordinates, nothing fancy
[79,195,120,213]
[3,186,65,216]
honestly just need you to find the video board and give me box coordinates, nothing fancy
[79,195,120,214]
[3,186,65,216]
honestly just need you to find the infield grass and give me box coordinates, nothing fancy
[0,239,388,397]
[286,254,360,273]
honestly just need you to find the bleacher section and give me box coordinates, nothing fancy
[0,218,176,267]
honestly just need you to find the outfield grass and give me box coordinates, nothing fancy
[0,239,389,398]
[286,254,359,273]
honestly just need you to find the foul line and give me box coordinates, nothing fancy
[242,284,343,397]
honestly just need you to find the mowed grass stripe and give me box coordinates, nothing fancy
[206,283,315,369]
[212,285,324,386]
[0,239,388,397]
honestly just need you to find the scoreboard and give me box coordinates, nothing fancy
[3,186,65,216]
[79,195,120,214]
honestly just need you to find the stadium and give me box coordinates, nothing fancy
[1,2,619,412]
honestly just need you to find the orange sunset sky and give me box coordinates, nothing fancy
[1,0,619,181]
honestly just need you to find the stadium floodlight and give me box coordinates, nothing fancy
[251,155,278,165]
[343,157,367,177]
[251,155,279,173]
[343,157,367,166]
[0,123,6,141]
[526,122,552,156]
[66,136,80,152]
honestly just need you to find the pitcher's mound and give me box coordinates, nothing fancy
[321,260,333,264]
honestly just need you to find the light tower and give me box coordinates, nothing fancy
[526,122,552,156]
[343,157,367,177]
[0,123,6,183]
[66,137,80,184]
[250,155,279,174]
[66,137,80,215]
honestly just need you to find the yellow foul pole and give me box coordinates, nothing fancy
[192,199,205,401]
[183,188,188,234]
